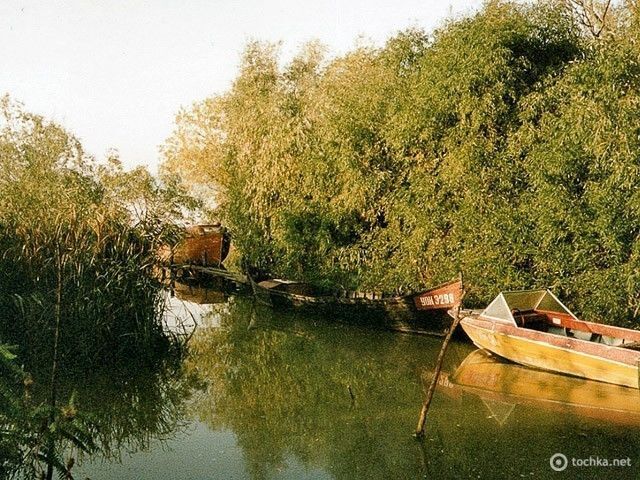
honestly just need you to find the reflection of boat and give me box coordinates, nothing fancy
[172,281,227,304]
[451,349,640,426]
[459,290,640,388]
[250,276,463,335]
[159,224,230,267]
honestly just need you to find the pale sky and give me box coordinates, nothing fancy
[0,0,483,171]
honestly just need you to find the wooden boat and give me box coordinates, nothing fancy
[459,289,640,388]
[249,275,463,336]
[450,349,640,427]
[158,224,230,267]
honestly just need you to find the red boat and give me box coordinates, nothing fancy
[159,224,230,267]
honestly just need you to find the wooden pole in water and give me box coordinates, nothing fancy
[414,304,464,438]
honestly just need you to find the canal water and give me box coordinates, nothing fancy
[35,284,640,479]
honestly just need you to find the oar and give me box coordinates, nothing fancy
[414,303,464,438]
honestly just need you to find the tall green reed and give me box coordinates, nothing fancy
[0,97,194,478]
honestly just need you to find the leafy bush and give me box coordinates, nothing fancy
[0,96,194,369]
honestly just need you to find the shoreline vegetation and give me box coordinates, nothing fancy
[0,95,197,369]
[163,0,640,326]
[1,1,640,476]
[0,96,196,478]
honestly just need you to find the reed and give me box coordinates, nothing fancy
[0,97,190,367]
[0,97,192,478]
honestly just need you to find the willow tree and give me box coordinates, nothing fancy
[163,41,337,283]
[514,9,640,322]
[162,1,584,294]
[163,0,640,323]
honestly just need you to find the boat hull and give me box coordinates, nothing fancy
[251,278,461,336]
[461,316,640,388]
[158,225,230,267]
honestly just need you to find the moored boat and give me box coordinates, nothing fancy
[159,224,230,267]
[249,275,464,336]
[459,289,640,388]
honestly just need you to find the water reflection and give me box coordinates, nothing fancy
[0,276,197,480]
[1,354,197,479]
[451,349,640,427]
[170,277,240,305]
[180,296,640,479]
[6,283,640,479]
[186,298,473,480]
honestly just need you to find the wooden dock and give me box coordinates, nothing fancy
[169,263,249,285]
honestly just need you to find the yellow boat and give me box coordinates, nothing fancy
[459,290,640,388]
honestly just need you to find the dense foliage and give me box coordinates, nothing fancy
[0,96,196,368]
[0,96,195,478]
[163,1,640,323]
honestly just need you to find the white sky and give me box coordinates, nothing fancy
[0,0,483,171]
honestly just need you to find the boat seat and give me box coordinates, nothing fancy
[547,326,567,337]
[568,329,597,342]
[599,335,624,347]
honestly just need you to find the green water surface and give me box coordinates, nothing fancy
[11,289,640,479]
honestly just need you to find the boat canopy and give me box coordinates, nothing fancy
[480,289,577,325]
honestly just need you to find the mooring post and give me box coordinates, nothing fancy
[414,308,463,438]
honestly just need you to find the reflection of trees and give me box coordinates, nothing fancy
[0,351,198,479]
[186,297,472,480]
[67,360,199,462]
[0,315,198,479]
[185,296,640,479]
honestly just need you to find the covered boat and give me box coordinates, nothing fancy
[460,289,640,388]
[159,224,230,267]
